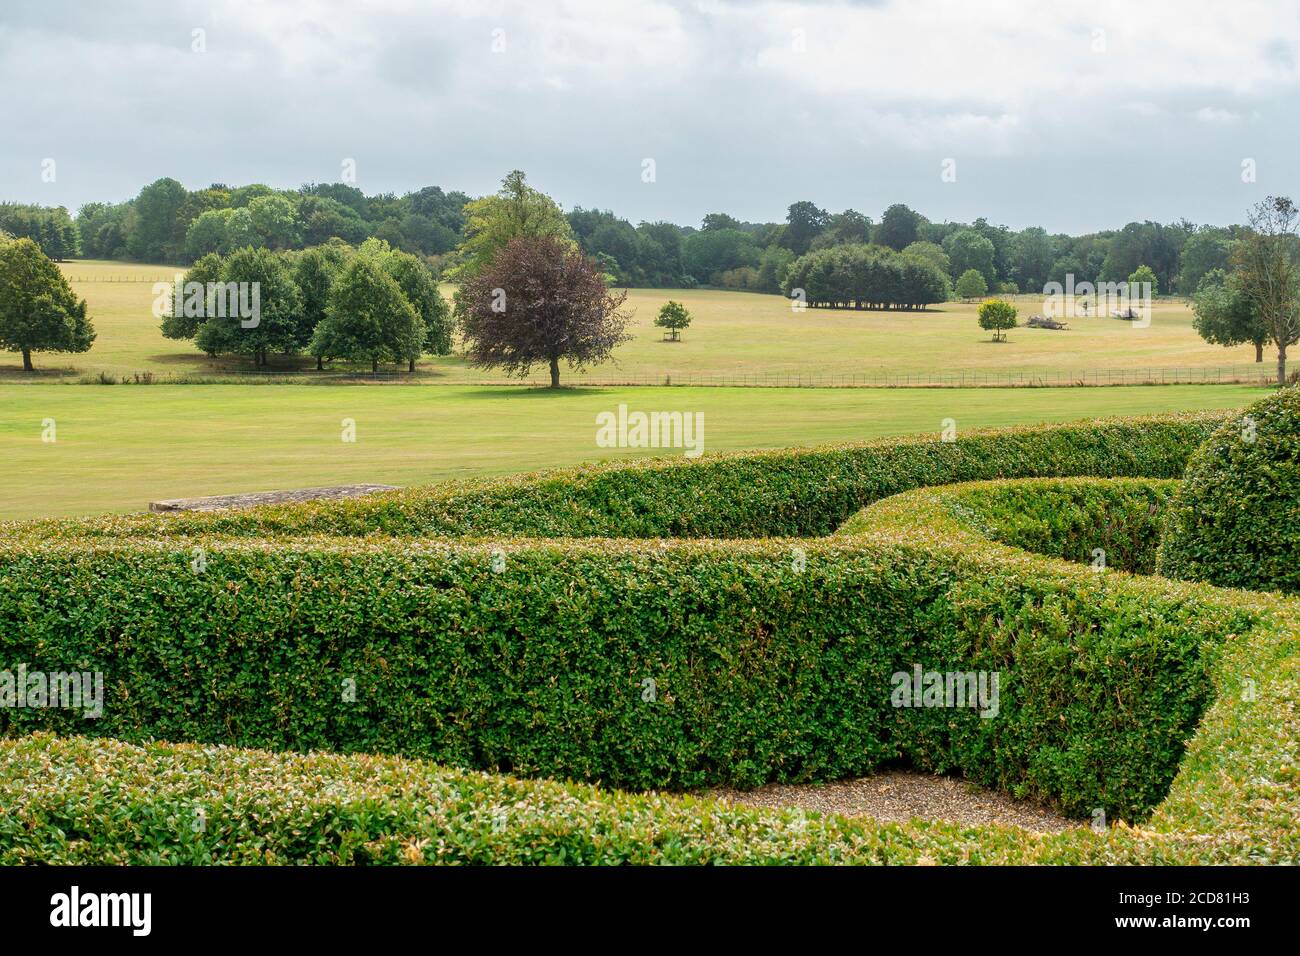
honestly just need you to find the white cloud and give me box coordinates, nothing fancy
[2,0,1298,231]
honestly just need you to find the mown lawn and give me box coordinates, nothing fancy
[0,381,1267,518]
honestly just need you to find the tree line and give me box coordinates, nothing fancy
[2,179,1244,296]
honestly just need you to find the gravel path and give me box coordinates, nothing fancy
[707,770,1082,834]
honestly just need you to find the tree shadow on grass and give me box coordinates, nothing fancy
[0,363,79,380]
[456,385,615,400]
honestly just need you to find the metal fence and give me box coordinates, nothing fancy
[208,363,1278,388]
[65,275,175,283]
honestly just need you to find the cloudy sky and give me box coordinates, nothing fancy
[2,0,1298,232]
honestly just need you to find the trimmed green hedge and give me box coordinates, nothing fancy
[0,413,1242,816]
[939,477,1177,574]
[839,478,1253,818]
[1158,387,1300,594]
[1,410,1296,864]
[0,727,1288,866]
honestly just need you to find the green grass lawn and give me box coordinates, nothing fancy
[0,382,1268,519]
[0,260,1271,384]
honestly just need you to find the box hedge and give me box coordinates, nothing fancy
[1,409,1296,864]
[1157,387,1300,594]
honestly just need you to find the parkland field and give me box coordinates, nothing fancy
[0,259,1273,385]
[0,259,1274,518]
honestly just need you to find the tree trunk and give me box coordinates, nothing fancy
[408,357,416,373]
[316,355,323,371]
[1255,341,1264,363]
[1279,342,1288,387]
[549,356,560,388]
[21,348,33,371]
[372,358,379,374]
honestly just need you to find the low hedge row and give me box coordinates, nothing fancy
[6,410,1231,541]
[936,477,1177,574]
[1158,387,1300,594]
[0,731,1251,865]
[838,478,1260,818]
[0,732,1170,865]
[0,414,1266,829]
[2,538,1294,865]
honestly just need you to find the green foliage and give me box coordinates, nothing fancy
[1128,264,1159,295]
[126,178,188,262]
[310,256,422,371]
[681,228,762,285]
[184,209,235,260]
[946,230,997,288]
[1157,387,1300,594]
[291,243,350,355]
[902,240,950,276]
[0,203,79,260]
[1099,220,1186,295]
[939,477,1177,574]
[22,411,1226,541]
[0,415,1232,815]
[1007,226,1054,292]
[783,244,949,310]
[837,477,1289,825]
[248,195,300,249]
[955,268,988,300]
[1231,196,1300,385]
[872,203,922,250]
[193,246,304,364]
[781,201,830,255]
[654,300,692,340]
[358,239,452,358]
[977,297,1017,340]
[453,170,573,279]
[0,237,95,370]
[1177,228,1233,293]
[1192,268,1268,359]
[160,252,224,340]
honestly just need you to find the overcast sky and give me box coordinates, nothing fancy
[2,0,1298,233]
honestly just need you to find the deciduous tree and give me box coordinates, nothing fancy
[1233,196,1300,385]
[955,268,988,300]
[1192,268,1268,362]
[0,238,95,371]
[457,235,631,387]
[977,298,1017,342]
[311,257,422,373]
[454,171,573,279]
[655,300,692,341]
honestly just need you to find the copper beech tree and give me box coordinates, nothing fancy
[457,235,631,387]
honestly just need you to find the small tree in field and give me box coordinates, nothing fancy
[0,237,94,371]
[1127,264,1159,295]
[955,268,987,300]
[655,300,692,341]
[978,298,1018,342]
[457,235,631,387]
